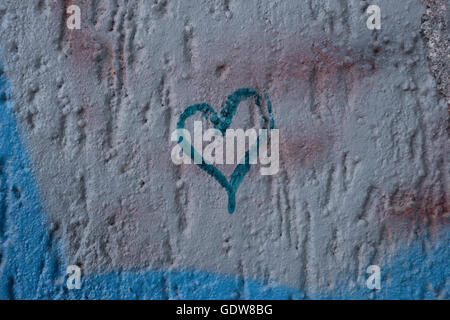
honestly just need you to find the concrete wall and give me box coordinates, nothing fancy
[0,0,448,299]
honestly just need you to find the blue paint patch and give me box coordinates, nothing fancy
[64,271,303,300]
[313,229,449,300]
[0,63,65,299]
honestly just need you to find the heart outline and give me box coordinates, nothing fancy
[176,88,274,214]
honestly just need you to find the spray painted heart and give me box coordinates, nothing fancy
[176,88,274,214]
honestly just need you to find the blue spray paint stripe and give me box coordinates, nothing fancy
[0,64,65,299]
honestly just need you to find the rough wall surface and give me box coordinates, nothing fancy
[0,0,448,299]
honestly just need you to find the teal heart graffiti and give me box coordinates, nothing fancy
[177,88,275,214]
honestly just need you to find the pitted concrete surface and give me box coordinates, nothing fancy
[0,0,448,299]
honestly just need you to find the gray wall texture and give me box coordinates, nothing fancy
[0,0,448,299]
